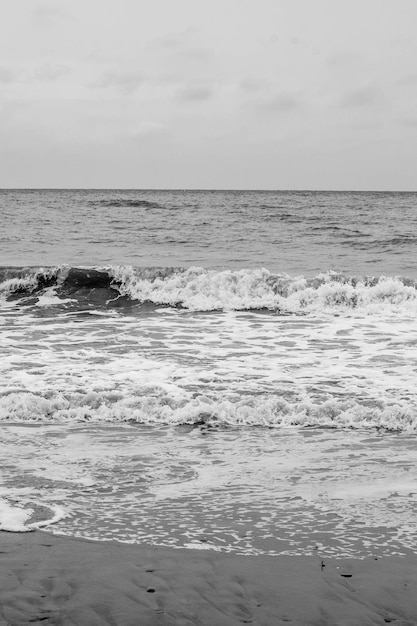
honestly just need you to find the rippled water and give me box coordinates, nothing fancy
[1,189,417,276]
[2,423,416,558]
[1,189,417,558]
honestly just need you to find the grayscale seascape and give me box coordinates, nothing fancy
[1,189,417,559]
[2,2,417,623]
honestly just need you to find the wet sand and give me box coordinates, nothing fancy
[0,531,416,626]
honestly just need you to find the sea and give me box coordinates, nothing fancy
[1,189,417,559]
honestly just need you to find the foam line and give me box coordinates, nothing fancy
[0,390,416,431]
[0,498,66,533]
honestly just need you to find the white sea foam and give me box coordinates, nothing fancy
[34,287,76,307]
[0,267,60,298]
[0,276,39,297]
[27,504,67,530]
[110,266,417,315]
[0,389,416,431]
[1,265,417,316]
[0,499,34,532]
[1,297,417,431]
[0,497,65,532]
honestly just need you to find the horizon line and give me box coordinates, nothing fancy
[1,187,417,193]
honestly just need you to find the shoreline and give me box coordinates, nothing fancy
[0,531,416,625]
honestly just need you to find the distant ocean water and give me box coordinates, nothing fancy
[1,189,417,558]
[2,189,417,275]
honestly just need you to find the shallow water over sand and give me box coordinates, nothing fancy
[2,302,417,430]
[1,423,416,558]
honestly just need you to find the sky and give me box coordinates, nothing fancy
[0,0,417,190]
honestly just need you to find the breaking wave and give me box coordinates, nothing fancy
[0,389,416,431]
[1,265,417,315]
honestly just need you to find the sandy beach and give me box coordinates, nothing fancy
[0,531,415,625]
[2,0,417,619]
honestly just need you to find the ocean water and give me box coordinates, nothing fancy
[1,189,417,558]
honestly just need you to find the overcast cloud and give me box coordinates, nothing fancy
[0,0,416,189]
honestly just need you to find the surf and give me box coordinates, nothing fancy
[2,265,417,316]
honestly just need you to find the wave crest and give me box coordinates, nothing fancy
[111,266,417,314]
[0,389,415,431]
[1,265,417,315]
[0,267,60,297]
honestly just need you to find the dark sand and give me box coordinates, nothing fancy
[0,532,416,625]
